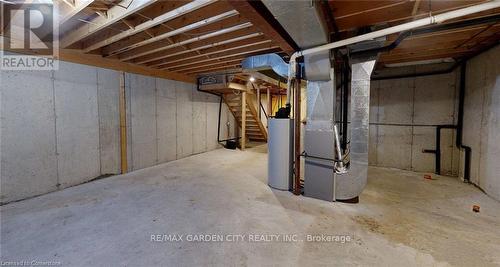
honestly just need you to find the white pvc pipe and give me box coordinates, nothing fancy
[285,0,500,104]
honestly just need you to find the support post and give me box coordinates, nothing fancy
[241,91,247,150]
[267,87,271,117]
[257,85,261,120]
[119,72,128,173]
[293,77,301,195]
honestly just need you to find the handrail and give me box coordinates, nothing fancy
[259,101,268,119]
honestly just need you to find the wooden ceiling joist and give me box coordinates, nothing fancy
[146,32,264,67]
[174,57,244,72]
[122,22,253,62]
[186,65,242,75]
[99,0,236,55]
[162,45,280,70]
[102,10,238,56]
[58,0,95,25]
[153,39,273,69]
[136,28,260,65]
[82,0,218,52]
[227,0,296,55]
[27,0,498,81]
[61,0,158,48]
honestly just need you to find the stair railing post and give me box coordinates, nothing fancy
[241,91,247,150]
[267,87,271,118]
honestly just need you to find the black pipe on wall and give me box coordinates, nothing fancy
[424,64,472,181]
[456,63,472,182]
[341,58,350,152]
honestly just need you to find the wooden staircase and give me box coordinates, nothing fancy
[224,93,267,142]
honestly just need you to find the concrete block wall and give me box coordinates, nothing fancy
[368,72,460,175]
[463,45,500,201]
[1,60,235,204]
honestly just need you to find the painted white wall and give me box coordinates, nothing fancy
[462,45,500,201]
[0,60,235,203]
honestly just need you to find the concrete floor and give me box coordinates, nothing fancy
[2,145,500,266]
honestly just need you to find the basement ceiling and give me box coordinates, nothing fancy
[22,0,500,77]
[56,0,289,76]
[325,0,500,66]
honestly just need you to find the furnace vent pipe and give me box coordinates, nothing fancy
[285,0,500,104]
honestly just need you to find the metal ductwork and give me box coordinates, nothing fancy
[261,0,331,81]
[241,53,289,78]
[261,0,328,49]
[335,58,376,200]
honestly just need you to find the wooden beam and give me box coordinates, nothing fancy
[119,22,253,61]
[227,0,296,55]
[163,45,280,70]
[141,31,262,66]
[155,39,272,69]
[267,87,271,118]
[103,10,238,55]
[119,71,128,174]
[256,81,261,120]
[241,71,287,90]
[228,82,247,91]
[241,91,247,150]
[411,0,422,16]
[186,65,242,75]
[173,58,244,73]
[146,33,264,67]
[101,1,236,56]
[60,0,75,8]
[82,0,218,52]
[53,49,195,83]
[59,0,94,24]
[61,0,157,48]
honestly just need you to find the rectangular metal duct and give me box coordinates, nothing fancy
[334,58,376,201]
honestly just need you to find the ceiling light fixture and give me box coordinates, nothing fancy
[249,77,255,82]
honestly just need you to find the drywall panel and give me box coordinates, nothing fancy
[129,74,157,170]
[156,78,177,163]
[206,94,220,151]
[97,68,120,174]
[54,61,100,187]
[376,125,412,170]
[414,73,456,125]
[377,78,414,124]
[176,82,193,158]
[411,126,435,173]
[0,70,58,203]
[192,88,207,154]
